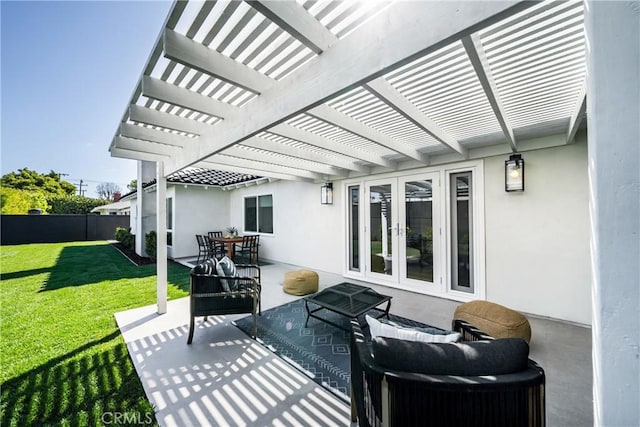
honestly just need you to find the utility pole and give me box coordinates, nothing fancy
[77,179,86,196]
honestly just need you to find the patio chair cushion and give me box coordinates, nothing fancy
[372,335,529,376]
[453,300,532,343]
[216,256,238,291]
[366,315,460,343]
[283,269,319,295]
[191,258,217,275]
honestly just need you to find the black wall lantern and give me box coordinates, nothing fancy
[505,153,525,192]
[321,182,333,204]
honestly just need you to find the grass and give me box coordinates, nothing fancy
[0,241,191,426]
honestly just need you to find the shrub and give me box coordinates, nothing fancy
[47,194,107,214]
[145,230,157,260]
[115,227,135,250]
[0,188,49,214]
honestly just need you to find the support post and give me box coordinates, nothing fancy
[586,2,640,425]
[156,161,168,314]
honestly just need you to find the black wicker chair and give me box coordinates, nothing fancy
[350,319,546,427]
[188,261,261,344]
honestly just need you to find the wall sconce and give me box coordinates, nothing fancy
[505,153,525,192]
[321,182,333,204]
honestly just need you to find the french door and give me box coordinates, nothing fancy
[363,173,441,292]
[347,164,483,300]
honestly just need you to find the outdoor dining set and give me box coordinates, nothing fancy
[195,231,259,265]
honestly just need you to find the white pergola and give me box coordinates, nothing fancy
[108,1,639,425]
[110,0,586,180]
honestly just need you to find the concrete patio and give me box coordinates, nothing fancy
[115,260,592,426]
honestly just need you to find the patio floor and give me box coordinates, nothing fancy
[115,260,592,426]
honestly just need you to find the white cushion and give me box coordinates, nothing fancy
[366,315,461,343]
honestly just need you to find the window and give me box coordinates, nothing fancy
[244,195,273,234]
[166,197,173,246]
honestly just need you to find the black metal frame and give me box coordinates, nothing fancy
[188,264,262,344]
[304,284,392,331]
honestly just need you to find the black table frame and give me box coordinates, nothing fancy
[304,282,392,331]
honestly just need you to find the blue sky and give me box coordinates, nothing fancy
[1,1,172,198]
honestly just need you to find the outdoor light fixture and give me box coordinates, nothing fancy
[505,153,525,192]
[321,182,333,204]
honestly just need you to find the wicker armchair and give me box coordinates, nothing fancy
[350,319,545,427]
[188,261,261,344]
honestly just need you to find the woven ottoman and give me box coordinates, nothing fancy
[283,269,319,296]
[453,300,531,343]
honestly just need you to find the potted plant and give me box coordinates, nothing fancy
[226,226,238,238]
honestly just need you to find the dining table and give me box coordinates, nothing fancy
[209,235,245,259]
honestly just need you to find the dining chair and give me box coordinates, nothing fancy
[195,234,210,264]
[207,231,225,259]
[234,235,259,264]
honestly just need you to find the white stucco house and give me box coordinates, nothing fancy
[108,1,639,423]
[90,199,131,215]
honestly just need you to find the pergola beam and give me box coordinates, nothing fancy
[309,104,430,164]
[205,154,323,181]
[242,135,368,173]
[166,1,527,175]
[163,28,275,94]
[245,0,337,54]
[270,122,395,169]
[111,147,168,163]
[115,136,180,157]
[129,105,212,135]
[462,33,517,152]
[364,78,469,158]
[224,145,347,178]
[566,81,586,144]
[195,160,309,182]
[119,123,193,148]
[141,75,233,118]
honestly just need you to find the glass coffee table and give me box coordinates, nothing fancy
[304,282,392,331]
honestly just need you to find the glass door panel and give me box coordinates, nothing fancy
[366,180,397,281]
[450,172,473,293]
[404,179,433,282]
[399,173,440,291]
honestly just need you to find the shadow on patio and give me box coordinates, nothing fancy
[116,261,592,427]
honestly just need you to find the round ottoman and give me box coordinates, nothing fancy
[283,269,319,296]
[453,300,531,343]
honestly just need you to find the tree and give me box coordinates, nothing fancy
[0,188,49,214]
[1,168,76,196]
[96,182,122,201]
[127,179,137,191]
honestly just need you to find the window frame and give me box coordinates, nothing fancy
[243,193,274,235]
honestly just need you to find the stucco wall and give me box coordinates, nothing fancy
[483,135,591,324]
[228,180,343,274]
[171,185,230,259]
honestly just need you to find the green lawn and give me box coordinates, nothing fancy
[0,241,190,426]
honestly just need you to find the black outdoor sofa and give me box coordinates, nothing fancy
[350,318,546,426]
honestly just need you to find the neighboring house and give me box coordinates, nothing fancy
[90,200,131,215]
[122,167,267,260]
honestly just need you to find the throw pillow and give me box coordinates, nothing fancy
[372,336,530,376]
[191,258,218,275]
[366,315,461,343]
[216,256,239,291]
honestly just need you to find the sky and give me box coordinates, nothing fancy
[1,1,173,198]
